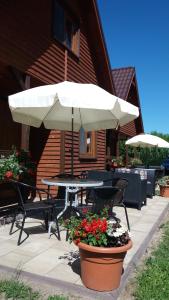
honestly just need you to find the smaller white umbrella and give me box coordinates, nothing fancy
[125,134,169,148]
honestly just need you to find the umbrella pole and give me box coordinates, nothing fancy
[71,107,74,176]
[125,145,129,167]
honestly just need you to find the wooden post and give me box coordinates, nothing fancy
[21,125,30,150]
[9,67,31,150]
[21,75,30,150]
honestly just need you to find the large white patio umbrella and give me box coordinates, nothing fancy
[125,134,169,148]
[9,81,139,174]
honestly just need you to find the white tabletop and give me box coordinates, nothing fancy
[42,177,103,188]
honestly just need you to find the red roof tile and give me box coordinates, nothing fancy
[112,67,135,99]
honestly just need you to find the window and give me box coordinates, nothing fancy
[79,129,97,160]
[53,0,80,55]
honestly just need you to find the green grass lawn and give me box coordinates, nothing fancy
[0,279,68,300]
[134,221,169,300]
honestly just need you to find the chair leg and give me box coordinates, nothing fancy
[55,218,61,241]
[17,215,26,246]
[9,212,17,235]
[66,229,69,241]
[123,204,130,231]
[43,211,49,231]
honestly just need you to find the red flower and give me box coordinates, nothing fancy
[5,171,13,178]
[84,224,92,233]
[15,151,20,157]
[81,219,87,227]
[74,230,80,237]
[82,208,89,214]
[75,238,81,245]
[62,207,130,247]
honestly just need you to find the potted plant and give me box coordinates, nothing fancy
[158,176,169,197]
[111,156,124,168]
[0,149,36,183]
[130,157,143,168]
[63,208,132,291]
[0,149,36,201]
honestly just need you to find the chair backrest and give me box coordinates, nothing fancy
[0,181,19,217]
[111,178,128,205]
[85,170,112,204]
[87,170,112,186]
[11,181,32,209]
[89,178,128,214]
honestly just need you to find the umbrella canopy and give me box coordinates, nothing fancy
[125,134,169,148]
[9,81,139,175]
[9,81,139,131]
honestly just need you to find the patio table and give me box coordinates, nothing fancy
[42,177,103,237]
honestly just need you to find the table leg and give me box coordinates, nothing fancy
[48,186,82,239]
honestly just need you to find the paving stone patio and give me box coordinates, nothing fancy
[0,195,168,299]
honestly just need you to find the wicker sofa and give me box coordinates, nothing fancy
[113,170,147,210]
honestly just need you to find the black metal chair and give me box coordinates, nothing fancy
[10,181,61,245]
[111,178,130,230]
[85,170,112,205]
[86,178,130,231]
[0,181,18,221]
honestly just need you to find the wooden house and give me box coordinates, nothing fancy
[107,67,144,157]
[0,1,143,188]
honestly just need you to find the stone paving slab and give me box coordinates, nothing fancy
[0,195,168,299]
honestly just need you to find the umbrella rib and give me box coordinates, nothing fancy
[41,98,58,125]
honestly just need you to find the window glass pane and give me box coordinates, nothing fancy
[86,132,92,153]
[53,0,65,43]
[52,0,79,55]
[79,131,97,159]
[65,19,73,49]
[72,24,79,53]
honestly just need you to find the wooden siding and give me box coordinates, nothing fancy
[0,0,65,83]
[67,28,97,84]
[119,121,137,137]
[32,129,62,191]
[64,131,106,176]
[0,0,109,189]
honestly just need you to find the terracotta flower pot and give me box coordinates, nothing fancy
[160,185,169,197]
[78,240,132,291]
